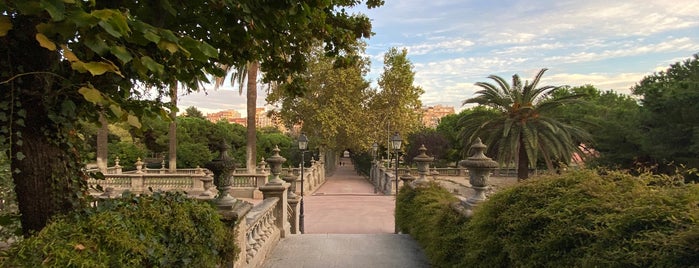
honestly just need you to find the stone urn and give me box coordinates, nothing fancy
[413,144,434,185]
[458,138,498,206]
[205,141,237,209]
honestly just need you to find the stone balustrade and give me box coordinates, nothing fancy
[242,197,281,267]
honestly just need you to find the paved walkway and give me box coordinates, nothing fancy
[263,161,430,268]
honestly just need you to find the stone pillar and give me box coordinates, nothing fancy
[458,138,498,216]
[259,145,290,237]
[413,144,434,185]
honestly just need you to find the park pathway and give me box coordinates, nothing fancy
[262,160,430,268]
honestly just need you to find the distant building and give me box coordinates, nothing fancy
[205,109,241,123]
[205,108,286,131]
[421,105,455,128]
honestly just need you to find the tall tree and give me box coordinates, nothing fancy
[632,54,699,171]
[460,69,590,180]
[268,44,372,153]
[0,0,383,235]
[370,47,424,149]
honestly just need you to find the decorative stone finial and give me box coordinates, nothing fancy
[135,157,144,173]
[266,145,286,184]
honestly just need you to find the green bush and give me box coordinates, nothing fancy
[1,192,237,267]
[396,182,466,266]
[398,170,699,267]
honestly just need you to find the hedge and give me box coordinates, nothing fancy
[1,192,237,267]
[397,170,699,267]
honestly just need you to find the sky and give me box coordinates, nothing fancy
[178,0,699,116]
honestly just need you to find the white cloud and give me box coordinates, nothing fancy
[542,38,699,63]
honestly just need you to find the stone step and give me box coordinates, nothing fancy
[262,234,430,268]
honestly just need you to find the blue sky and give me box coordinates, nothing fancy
[179,0,699,115]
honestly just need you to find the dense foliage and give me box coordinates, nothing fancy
[398,170,699,267]
[632,54,699,171]
[1,192,236,267]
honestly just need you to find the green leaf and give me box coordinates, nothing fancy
[98,20,121,38]
[199,42,218,58]
[0,15,12,37]
[84,35,110,55]
[158,40,178,54]
[110,46,133,64]
[109,104,124,118]
[140,56,164,75]
[67,9,96,27]
[35,33,57,51]
[40,0,66,21]
[83,61,121,76]
[142,29,160,44]
[16,152,25,160]
[127,114,142,128]
[78,86,104,104]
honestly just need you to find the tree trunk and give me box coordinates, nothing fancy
[517,136,529,180]
[246,62,259,173]
[96,110,109,172]
[12,98,86,236]
[169,83,178,172]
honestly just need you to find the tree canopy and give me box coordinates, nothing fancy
[1,0,384,234]
[632,54,699,170]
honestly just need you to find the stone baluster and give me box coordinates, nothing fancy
[458,138,498,216]
[413,144,434,185]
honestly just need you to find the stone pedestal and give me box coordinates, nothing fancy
[259,145,290,237]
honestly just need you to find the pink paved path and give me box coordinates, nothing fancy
[303,161,395,234]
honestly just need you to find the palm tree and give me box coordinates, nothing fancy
[460,68,590,180]
[215,61,260,173]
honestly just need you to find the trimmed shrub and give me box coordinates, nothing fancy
[399,170,699,267]
[396,182,466,266]
[1,192,237,267]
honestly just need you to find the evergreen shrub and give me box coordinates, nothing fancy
[398,170,699,267]
[1,192,237,267]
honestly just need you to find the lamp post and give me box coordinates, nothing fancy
[391,132,402,234]
[372,142,379,193]
[298,133,308,234]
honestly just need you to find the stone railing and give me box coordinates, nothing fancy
[241,197,281,267]
[290,158,326,196]
[86,170,211,196]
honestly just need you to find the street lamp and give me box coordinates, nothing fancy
[298,133,308,234]
[372,142,378,193]
[391,132,402,234]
